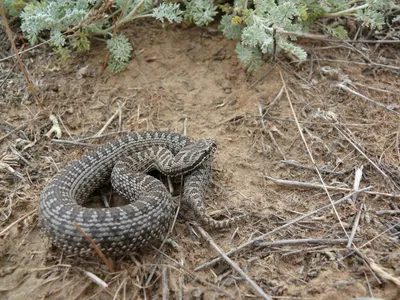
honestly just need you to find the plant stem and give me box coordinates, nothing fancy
[324,3,368,18]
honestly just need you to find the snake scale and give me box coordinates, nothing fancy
[39,131,235,255]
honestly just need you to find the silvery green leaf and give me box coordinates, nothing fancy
[219,15,243,40]
[152,3,183,23]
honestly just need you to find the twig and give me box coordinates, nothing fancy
[256,238,358,248]
[0,209,37,236]
[161,263,168,300]
[178,263,184,300]
[279,70,348,238]
[193,224,272,300]
[0,60,18,89]
[339,221,400,262]
[145,255,162,287]
[0,118,39,142]
[112,278,126,300]
[337,83,400,116]
[272,25,328,40]
[281,159,347,175]
[9,144,32,167]
[0,3,44,110]
[346,204,364,248]
[334,126,390,179]
[51,139,98,147]
[258,104,286,159]
[152,247,234,298]
[75,131,127,141]
[264,115,395,126]
[94,104,125,137]
[352,82,398,94]
[366,257,400,287]
[0,162,23,179]
[363,270,374,298]
[262,86,284,115]
[195,187,370,271]
[341,39,400,44]
[265,175,400,198]
[291,58,400,71]
[308,45,314,82]
[73,221,115,272]
[375,210,400,215]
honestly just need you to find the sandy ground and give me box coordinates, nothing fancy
[1,20,399,299]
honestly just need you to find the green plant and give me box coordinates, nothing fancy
[12,0,397,72]
[3,0,37,18]
[219,0,395,71]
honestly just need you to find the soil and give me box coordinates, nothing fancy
[1,19,399,300]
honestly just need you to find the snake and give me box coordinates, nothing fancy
[39,131,235,255]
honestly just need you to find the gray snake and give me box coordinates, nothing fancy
[39,131,234,255]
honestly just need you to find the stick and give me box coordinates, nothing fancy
[73,221,115,272]
[75,131,127,141]
[346,204,364,248]
[0,209,36,236]
[152,247,234,298]
[258,104,286,159]
[280,159,347,175]
[256,238,359,248]
[195,187,370,271]
[161,263,169,300]
[366,257,400,287]
[194,224,272,300]
[262,86,284,115]
[265,175,400,198]
[339,221,400,262]
[0,118,39,143]
[338,83,400,116]
[334,126,390,179]
[51,139,98,147]
[94,103,125,137]
[375,210,400,215]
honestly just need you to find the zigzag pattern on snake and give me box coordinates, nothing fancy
[39,131,237,255]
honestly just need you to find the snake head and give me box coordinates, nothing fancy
[174,138,217,173]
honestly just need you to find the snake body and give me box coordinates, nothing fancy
[39,131,230,255]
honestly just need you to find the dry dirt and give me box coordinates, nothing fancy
[1,20,399,300]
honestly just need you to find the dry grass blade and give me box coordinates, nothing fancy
[0,209,36,236]
[337,83,400,116]
[193,224,272,300]
[265,175,400,198]
[346,204,364,248]
[366,258,400,287]
[334,126,389,180]
[256,238,359,248]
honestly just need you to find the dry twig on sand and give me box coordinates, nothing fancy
[193,224,272,300]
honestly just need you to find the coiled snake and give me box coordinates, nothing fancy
[39,131,234,255]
